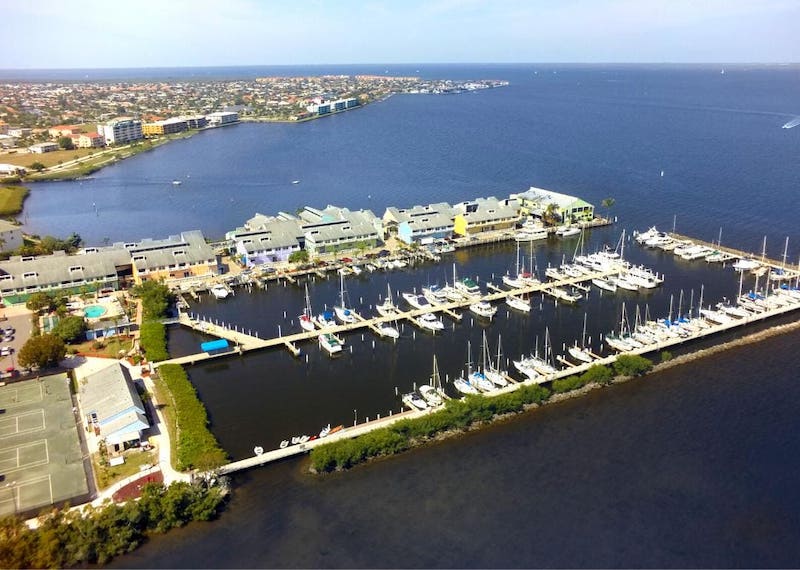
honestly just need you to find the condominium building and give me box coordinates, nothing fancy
[98,117,144,145]
[383,202,455,244]
[452,196,521,236]
[142,117,188,137]
[206,111,239,126]
[129,230,220,285]
[71,132,105,148]
[300,206,382,255]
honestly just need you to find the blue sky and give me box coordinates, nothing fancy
[1,0,797,68]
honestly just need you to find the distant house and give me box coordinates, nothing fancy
[48,125,82,138]
[78,362,149,453]
[72,132,105,148]
[0,220,23,252]
[0,163,25,177]
[29,141,59,153]
[511,186,595,224]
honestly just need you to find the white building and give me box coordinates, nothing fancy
[98,117,144,145]
[29,142,59,153]
[207,111,239,126]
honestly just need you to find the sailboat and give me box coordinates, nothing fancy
[502,242,527,289]
[567,313,594,363]
[375,283,399,317]
[419,355,445,406]
[482,332,509,387]
[333,272,357,324]
[464,341,495,393]
[299,284,316,332]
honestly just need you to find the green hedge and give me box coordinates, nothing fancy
[0,481,226,568]
[612,354,653,376]
[139,321,168,362]
[156,364,227,471]
[310,384,551,473]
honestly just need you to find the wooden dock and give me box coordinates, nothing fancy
[208,288,800,476]
[157,265,630,367]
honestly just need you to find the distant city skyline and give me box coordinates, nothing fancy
[1,0,797,69]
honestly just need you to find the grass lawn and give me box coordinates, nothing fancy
[92,449,158,490]
[0,148,98,168]
[0,185,29,216]
[71,336,135,359]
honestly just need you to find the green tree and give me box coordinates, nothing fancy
[52,315,88,343]
[601,197,615,221]
[18,333,66,368]
[542,203,561,226]
[29,161,46,172]
[57,136,74,150]
[26,291,55,313]
[288,249,309,264]
[131,280,173,320]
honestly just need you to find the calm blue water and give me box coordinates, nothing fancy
[20,64,800,567]
[22,64,800,261]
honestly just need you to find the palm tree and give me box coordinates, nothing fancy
[601,197,615,221]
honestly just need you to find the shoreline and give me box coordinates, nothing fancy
[306,314,800,474]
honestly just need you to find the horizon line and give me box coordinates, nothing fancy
[1,61,798,72]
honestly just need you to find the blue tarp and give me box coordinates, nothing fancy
[201,339,229,352]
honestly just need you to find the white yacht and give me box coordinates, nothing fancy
[469,300,497,319]
[318,333,343,355]
[210,284,230,299]
[415,312,445,332]
[506,295,531,313]
[402,392,429,411]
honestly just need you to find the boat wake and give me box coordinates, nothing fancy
[782,116,800,129]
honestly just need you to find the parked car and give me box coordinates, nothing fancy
[0,347,12,356]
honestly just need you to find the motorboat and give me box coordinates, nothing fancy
[422,284,448,304]
[378,323,400,339]
[515,228,549,242]
[210,284,230,299]
[319,424,332,438]
[469,300,497,319]
[592,276,618,292]
[455,277,481,296]
[556,225,581,237]
[415,312,445,332]
[402,392,429,410]
[318,333,343,355]
[419,384,443,406]
[402,292,431,310]
[505,295,531,312]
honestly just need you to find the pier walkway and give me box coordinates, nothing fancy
[215,293,800,476]
[156,266,625,367]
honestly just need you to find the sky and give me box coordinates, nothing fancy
[1,0,797,69]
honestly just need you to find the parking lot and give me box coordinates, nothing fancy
[0,306,35,375]
[0,374,89,517]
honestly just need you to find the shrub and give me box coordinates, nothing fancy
[581,364,613,386]
[139,321,168,362]
[156,364,227,470]
[661,351,673,362]
[613,354,653,377]
[310,383,551,472]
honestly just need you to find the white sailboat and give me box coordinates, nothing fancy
[506,294,531,312]
[375,283,399,317]
[567,313,594,363]
[465,340,496,393]
[419,355,445,406]
[333,273,357,324]
[299,284,316,332]
[502,242,527,289]
[482,332,509,387]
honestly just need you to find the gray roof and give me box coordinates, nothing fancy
[129,230,216,271]
[384,202,454,234]
[79,362,149,442]
[303,206,380,245]
[454,196,520,225]
[232,219,302,253]
[0,249,119,294]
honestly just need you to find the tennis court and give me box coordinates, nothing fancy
[0,374,89,517]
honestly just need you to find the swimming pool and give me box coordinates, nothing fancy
[83,305,107,319]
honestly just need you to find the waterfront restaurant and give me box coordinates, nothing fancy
[512,186,595,224]
[382,202,455,244]
[452,196,521,236]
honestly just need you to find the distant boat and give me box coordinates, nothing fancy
[172,180,182,186]
[660,170,664,177]
[292,180,300,185]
